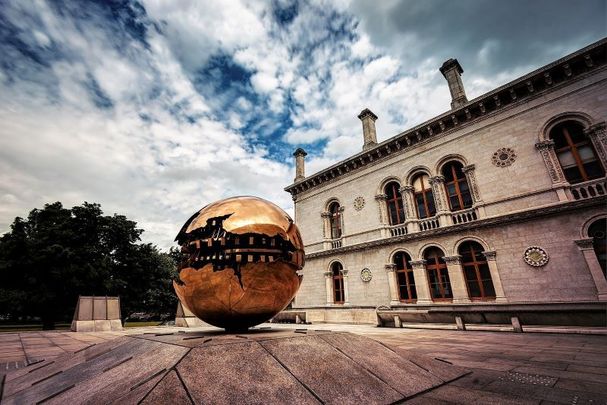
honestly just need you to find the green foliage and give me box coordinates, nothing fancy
[0,202,178,329]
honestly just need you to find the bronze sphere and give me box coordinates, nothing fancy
[173,196,304,331]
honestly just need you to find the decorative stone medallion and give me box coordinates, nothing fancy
[523,246,549,267]
[353,196,365,211]
[360,268,372,282]
[492,147,517,167]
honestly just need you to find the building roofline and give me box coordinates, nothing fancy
[285,37,607,197]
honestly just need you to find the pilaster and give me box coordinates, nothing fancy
[535,139,570,201]
[483,251,507,303]
[443,255,470,303]
[385,264,400,305]
[341,269,350,305]
[429,175,451,226]
[574,239,607,301]
[323,271,333,305]
[585,121,607,168]
[410,260,432,304]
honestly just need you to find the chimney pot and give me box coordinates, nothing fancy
[358,108,378,151]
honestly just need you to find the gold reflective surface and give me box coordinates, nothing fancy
[174,196,304,330]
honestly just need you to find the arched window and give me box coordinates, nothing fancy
[385,181,405,225]
[412,174,436,219]
[442,161,473,211]
[550,121,604,184]
[331,262,345,304]
[424,247,452,300]
[588,219,606,278]
[393,251,416,302]
[459,241,496,300]
[329,202,342,239]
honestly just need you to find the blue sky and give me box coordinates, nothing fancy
[0,0,605,249]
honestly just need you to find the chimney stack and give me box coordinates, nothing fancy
[358,108,378,151]
[293,148,307,182]
[440,58,467,109]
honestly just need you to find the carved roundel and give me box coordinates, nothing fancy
[360,268,372,282]
[353,196,365,211]
[523,246,549,267]
[492,147,517,167]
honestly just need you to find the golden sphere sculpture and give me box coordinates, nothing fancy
[173,196,304,331]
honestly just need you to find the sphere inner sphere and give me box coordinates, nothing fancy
[173,196,304,331]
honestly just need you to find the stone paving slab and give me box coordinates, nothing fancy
[1,323,607,404]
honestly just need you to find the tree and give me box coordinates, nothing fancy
[0,202,178,329]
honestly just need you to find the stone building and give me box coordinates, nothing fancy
[284,39,607,326]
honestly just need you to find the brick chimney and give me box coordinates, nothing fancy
[358,108,378,151]
[440,58,468,109]
[293,148,307,182]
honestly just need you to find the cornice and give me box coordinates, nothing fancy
[304,197,606,259]
[285,38,607,197]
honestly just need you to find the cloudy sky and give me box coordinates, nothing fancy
[1,0,605,250]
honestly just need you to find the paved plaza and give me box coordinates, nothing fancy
[1,324,606,404]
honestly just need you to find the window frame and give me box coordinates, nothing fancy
[393,251,417,303]
[442,161,473,211]
[412,174,436,219]
[329,202,342,239]
[424,248,452,301]
[551,122,604,184]
[459,241,496,301]
[385,182,405,225]
[331,262,345,304]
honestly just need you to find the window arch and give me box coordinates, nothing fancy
[393,251,416,302]
[328,201,342,239]
[331,262,345,304]
[424,247,452,300]
[459,241,496,300]
[385,181,405,225]
[412,173,436,219]
[550,121,604,184]
[588,218,606,278]
[442,161,473,211]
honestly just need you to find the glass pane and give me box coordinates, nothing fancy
[416,194,427,218]
[567,123,586,143]
[482,279,496,297]
[557,151,576,168]
[464,266,477,282]
[578,145,596,162]
[447,184,457,195]
[552,133,568,149]
[426,192,436,216]
[479,264,492,279]
[564,167,583,184]
[584,162,605,179]
[462,191,473,208]
[468,280,481,297]
[407,270,416,287]
[450,196,461,210]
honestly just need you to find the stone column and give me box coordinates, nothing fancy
[443,255,470,303]
[401,185,419,233]
[462,164,485,217]
[324,271,333,305]
[482,251,507,303]
[429,175,451,226]
[585,122,607,168]
[385,264,400,305]
[321,212,331,239]
[535,140,570,201]
[375,194,389,237]
[342,269,350,305]
[410,260,432,304]
[574,239,607,301]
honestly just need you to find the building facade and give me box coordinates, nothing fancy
[285,39,607,325]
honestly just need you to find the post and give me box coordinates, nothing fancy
[385,264,400,305]
[324,271,333,305]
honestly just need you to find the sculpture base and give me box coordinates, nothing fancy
[1,329,469,403]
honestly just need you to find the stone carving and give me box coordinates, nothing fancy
[353,196,365,211]
[492,147,517,167]
[523,246,549,267]
[443,255,462,265]
[360,268,372,282]
[535,140,565,183]
[462,164,482,203]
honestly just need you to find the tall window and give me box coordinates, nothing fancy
[331,262,345,304]
[588,219,606,278]
[329,202,342,239]
[442,161,473,211]
[385,182,405,225]
[394,251,416,302]
[424,247,452,300]
[459,241,496,300]
[412,174,436,219]
[550,121,604,184]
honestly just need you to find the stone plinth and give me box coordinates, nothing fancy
[70,296,122,332]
